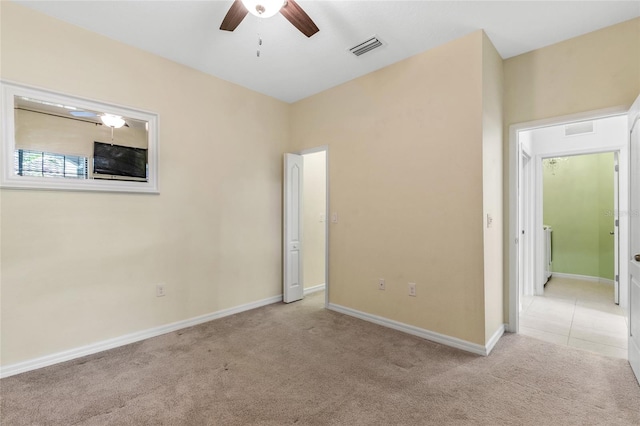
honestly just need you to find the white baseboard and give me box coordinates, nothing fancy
[304,283,326,295]
[328,303,502,356]
[0,294,283,379]
[552,272,600,282]
[485,324,506,355]
[552,272,615,286]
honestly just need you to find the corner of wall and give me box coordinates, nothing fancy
[482,33,505,343]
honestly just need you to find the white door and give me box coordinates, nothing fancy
[283,153,304,303]
[628,94,640,383]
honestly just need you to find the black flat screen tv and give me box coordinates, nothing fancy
[93,141,147,180]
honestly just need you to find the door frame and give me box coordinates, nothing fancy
[289,145,330,308]
[628,95,640,382]
[614,151,621,305]
[520,150,534,301]
[508,106,629,333]
[533,149,622,296]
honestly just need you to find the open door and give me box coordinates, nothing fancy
[629,94,640,384]
[283,153,304,303]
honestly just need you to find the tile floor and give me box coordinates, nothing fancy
[519,276,628,359]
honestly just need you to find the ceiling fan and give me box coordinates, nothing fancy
[220,0,319,38]
[70,111,128,128]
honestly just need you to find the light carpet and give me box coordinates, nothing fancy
[1,292,639,425]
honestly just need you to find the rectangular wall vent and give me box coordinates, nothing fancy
[349,36,383,57]
[564,121,594,136]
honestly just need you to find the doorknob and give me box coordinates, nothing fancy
[610,231,615,235]
[635,254,640,262]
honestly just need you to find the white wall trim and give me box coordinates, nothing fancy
[600,278,615,286]
[304,283,326,295]
[0,294,283,379]
[328,303,501,356]
[551,272,600,282]
[485,324,506,356]
[551,272,615,286]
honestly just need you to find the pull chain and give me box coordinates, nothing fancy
[257,34,262,57]
[257,17,263,58]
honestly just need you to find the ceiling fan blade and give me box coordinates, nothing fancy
[280,0,319,38]
[70,111,98,118]
[220,0,249,32]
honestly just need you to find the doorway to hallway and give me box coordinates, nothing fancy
[283,146,329,305]
[510,113,630,360]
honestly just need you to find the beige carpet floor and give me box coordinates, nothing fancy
[1,291,639,425]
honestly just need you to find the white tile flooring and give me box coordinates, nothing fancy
[519,276,628,359]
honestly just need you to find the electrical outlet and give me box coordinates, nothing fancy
[408,282,416,297]
[378,278,385,290]
[156,284,166,297]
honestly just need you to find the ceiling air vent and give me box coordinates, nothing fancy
[349,36,383,57]
[564,121,594,136]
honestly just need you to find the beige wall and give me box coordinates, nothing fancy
[504,18,640,126]
[0,3,289,366]
[503,17,640,321]
[302,151,326,289]
[291,32,489,345]
[482,34,504,342]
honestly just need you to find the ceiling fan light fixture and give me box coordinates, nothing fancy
[100,114,126,129]
[241,0,284,18]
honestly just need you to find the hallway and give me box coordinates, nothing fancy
[520,277,628,359]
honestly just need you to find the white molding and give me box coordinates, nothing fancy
[551,272,615,286]
[328,303,500,356]
[485,324,506,355]
[304,283,326,295]
[551,272,600,282]
[0,294,282,379]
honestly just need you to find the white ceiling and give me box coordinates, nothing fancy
[15,1,640,103]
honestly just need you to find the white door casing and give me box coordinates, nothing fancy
[519,150,535,301]
[283,153,304,303]
[614,152,620,304]
[628,94,640,384]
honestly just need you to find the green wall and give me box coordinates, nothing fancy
[543,152,615,280]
